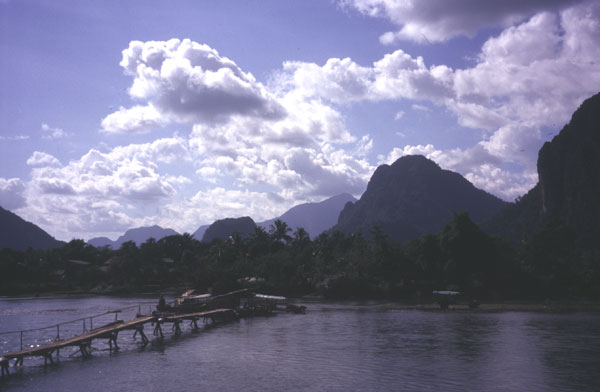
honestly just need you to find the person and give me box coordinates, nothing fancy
[157,295,166,312]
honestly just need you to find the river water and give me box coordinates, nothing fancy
[1,296,599,391]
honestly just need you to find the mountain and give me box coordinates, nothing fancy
[486,92,600,245]
[333,155,507,242]
[87,237,114,248]
[192,224,210,241]
[88,225,179,249]
[0,206,64,251]
[202,217,256,242]
[258,193,357,239]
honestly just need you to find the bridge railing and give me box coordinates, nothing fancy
[0,302,157,355]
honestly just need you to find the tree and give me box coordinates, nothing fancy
[269,219,292,244]
[292,227,310,247]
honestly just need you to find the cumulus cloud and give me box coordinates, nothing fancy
[281,49,453,103]
[281,1,600,198]
[101,105,165,134]
[41,123,67,139]
[26,151,61,167]
[189,93,372,200]
[19,137,192,240]
[102,39,285,133]
[0,177,26,210]
[342,0,584,44]
[25,3,599,240]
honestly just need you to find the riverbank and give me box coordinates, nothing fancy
[3,289,600,313]
[376,300,600,313]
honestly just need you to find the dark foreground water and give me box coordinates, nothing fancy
[1,296,600,392]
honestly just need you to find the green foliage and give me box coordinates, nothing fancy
[1,215,598,299]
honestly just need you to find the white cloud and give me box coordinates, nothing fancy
[26,151,61,167]
[41,123,67,139]
[342,0,583,44]
[0,177,26,210]
[20,3,599,240]
[394,110,404,120]
[102,39,286,133]
[282,1,600,198]
[189,93,372,200]
[19,137,193,240]
[411,104,430,112]
[280,49,453,104]
[160,188,288,232]
[101,105,165,134]
[0,135,29,141]
[196,167,220,184]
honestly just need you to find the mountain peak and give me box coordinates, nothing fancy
[335,155,507,242]
[202,217,256,242]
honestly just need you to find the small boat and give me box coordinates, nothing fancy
[161,289,306,316]
[432,290,460,309]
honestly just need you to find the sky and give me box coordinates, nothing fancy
[1,0,599,242]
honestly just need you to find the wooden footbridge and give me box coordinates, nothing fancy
[0,306,235,376]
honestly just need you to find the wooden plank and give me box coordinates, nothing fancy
[160,308,234,322]
[2,308,236,361]
[2,316,155,360]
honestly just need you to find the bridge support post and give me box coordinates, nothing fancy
[43,351,54,366]
[108,331,119,351]
[153,321,163,338]
[0,357,9,376]
[79,342,91,358]
[133,325,149,345]
[172,320,182,336]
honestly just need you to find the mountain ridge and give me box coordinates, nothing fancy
[333,155,508,242]
[88,225,179,249]
[0,206,64,251]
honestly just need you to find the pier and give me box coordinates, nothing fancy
[0,305,236,376]
[0,291,304,377]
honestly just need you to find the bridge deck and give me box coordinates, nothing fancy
[1,308,234,360]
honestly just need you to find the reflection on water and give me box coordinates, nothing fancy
[1,297,599,392]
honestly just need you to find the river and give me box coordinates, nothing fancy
[1,296,599,391]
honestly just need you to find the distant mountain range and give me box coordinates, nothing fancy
[0,206,64,251]
[333,155,508,242]
[88,225,178,249]
[485,92,600,245]
[4,93,598,252]
[257,193,356,239]
[189,193,356,242]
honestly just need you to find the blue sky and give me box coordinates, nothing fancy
[1,0,599,241]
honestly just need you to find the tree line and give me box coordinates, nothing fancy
[1,213,599,299]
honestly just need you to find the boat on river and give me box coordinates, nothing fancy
[432,290,460,309]
[159,289,305,315]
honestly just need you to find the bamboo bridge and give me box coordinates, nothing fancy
[0,304,236,376]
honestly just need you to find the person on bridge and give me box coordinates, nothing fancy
[157,295,167,312]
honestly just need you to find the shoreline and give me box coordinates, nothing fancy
[2,291,600,313]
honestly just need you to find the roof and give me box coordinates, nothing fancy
[432,290,460,295]
[67,259,91,266]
